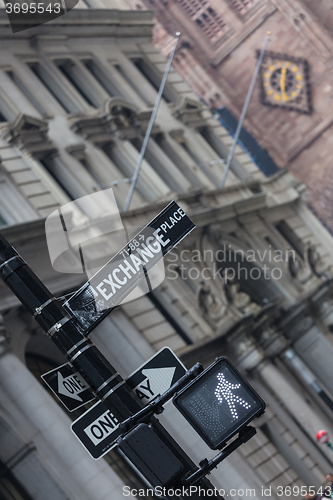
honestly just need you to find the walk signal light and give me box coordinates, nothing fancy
[173,357,265,450]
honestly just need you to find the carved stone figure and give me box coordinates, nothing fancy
[197,281,226,322]
[222,272,261,316]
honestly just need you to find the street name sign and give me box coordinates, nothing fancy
[63,201,195,335]
[71,347,187,459]
[42,363,95,412]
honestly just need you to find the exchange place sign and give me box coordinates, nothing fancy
[63,201,195,335]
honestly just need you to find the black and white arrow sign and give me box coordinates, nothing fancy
[71,347,187,459]
[42,364,95,412]
[126,347,186,402]
[130,367,176,402]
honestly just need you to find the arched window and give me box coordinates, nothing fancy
[176,0,230,43]
[227,0,259,18]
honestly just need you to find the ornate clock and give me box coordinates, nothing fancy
[258,51,312,114]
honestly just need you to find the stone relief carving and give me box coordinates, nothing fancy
[306,243,330,277]
[197,281,227,322]
[288,252,311,283]
[222,273,262,316]
[196,227,263,322]
[209,228,263,315]
[287,242,330,283]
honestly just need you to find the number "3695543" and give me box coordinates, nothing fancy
[5,2,61,14]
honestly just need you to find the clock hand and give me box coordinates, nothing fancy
[280,67,287,99]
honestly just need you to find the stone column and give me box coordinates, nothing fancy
[256,358,333,463]
[182,130,238,186]
[162,133,214,189]
[146,138,192,193]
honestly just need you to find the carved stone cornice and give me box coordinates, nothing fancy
[171,97,207,128]
[65,143,86,157]
[2,114,56,158]
[69,113,114,144]
[69,98,160,144]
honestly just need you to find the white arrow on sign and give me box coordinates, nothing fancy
[133,367,176,402]
[58,372,89,402]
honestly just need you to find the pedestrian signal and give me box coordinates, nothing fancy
[173,357,265,449]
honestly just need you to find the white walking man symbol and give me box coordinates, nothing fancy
[215,373,251,420]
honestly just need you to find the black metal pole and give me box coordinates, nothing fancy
[0,233,224,499]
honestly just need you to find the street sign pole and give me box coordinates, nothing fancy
[0,212,224,499]
[70,347,189,458]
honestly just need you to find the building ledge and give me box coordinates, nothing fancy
[0,8,154,37]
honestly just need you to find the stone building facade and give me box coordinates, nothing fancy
[115,0,333,233]
[0,5,333,500]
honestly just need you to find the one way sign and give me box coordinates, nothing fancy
[126,347,186,402]
[71,347,186,459]
[42,364,95,412]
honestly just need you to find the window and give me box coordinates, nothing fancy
[177,0,208,16]
[195,8,229,42]
[0,459,33,500]
[198,126,247,180]
[131,57,177,103]
[227,0,259,18]
[56,59,99,108]
[102,144,132,178]
[176,0,230,43]
[77,156,105,190]
[129,137,185,192]
[179,139,217,184]
[83,59,120,97]
[39,157,76,200]
[28,63,77,114]
[275,220,304,257]
[6,71,46,115]
[154,133,203,188]
[114,64,149,104]
[101,143,154,202]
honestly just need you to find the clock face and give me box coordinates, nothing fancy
[259,51,312,114]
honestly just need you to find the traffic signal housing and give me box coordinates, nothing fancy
[173,357,265,450]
